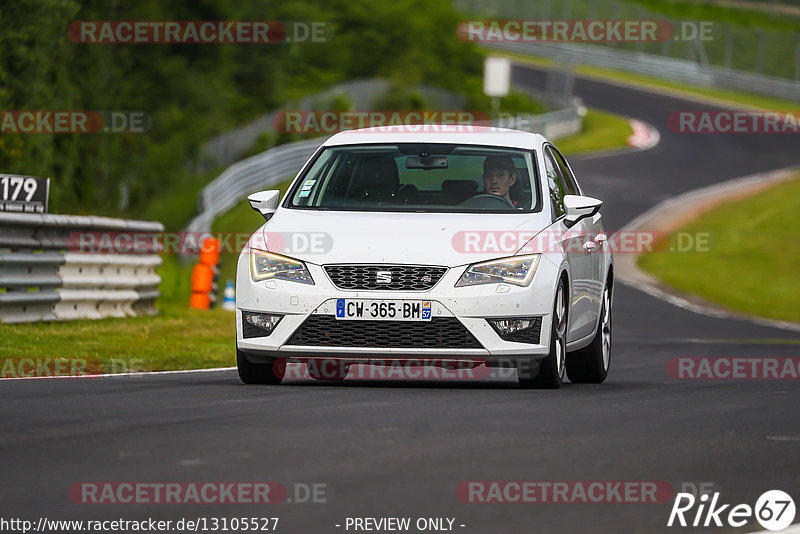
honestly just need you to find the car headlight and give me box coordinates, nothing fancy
[455,254,540,287]
[250,249,314,285]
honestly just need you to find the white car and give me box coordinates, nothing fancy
[236,126,612,388]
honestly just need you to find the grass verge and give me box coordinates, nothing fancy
[556,109,633,156]
[1,304,235,374]
[638,174,800,323]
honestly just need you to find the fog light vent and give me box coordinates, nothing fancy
[242,312,283,338]
[487,317,542,344]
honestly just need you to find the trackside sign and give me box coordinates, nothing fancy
[0,174,49,214]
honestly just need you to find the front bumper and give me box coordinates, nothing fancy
[236,252,559,363]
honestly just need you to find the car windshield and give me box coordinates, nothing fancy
[286,143,540,213]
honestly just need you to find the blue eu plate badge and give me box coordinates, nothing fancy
[422,300,431,320]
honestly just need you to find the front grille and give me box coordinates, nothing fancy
[324,264,447,291]
[287,316,482,349]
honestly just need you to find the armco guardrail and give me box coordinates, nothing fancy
[498,98,585,140]
[485,40,800,102]
[186,100,583,234]
[200,79,468,169]
[0,213,162,323]
[186,137,323,234]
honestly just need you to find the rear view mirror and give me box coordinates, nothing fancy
[248,190,281,221]
[564,195,602,227]
[406,156,448,169]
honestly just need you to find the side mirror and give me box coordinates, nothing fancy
[564,195,602,228]
[248,190,281,221]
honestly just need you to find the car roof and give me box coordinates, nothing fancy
[322,125,547,150]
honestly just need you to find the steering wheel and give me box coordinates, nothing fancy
[458,193,517,210]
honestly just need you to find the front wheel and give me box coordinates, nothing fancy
[237,348,284,385]
[518,281,567,389]
[566,282,612,384]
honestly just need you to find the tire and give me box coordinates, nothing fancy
[306,359,349,381]
[566,282,612,384]
[236,348,284,385]
[518,280,567,389]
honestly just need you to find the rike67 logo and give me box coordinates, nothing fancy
[668,490,795,531]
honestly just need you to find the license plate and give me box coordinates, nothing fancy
[335,299,431,321]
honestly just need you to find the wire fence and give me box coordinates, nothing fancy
[455,0,800,86]
[486,39,800,101]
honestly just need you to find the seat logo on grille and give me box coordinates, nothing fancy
[376,271,392,284]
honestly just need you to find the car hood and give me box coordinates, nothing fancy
[253,209,553,267]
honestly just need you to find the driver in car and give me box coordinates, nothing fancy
[483,155,520,208]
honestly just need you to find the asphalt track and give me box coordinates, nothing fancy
[2,65,799,533]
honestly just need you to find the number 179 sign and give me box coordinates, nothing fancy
[0,174,49,214]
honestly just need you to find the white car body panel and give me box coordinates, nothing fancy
[255,210,553,266]
[236,126,612,365]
